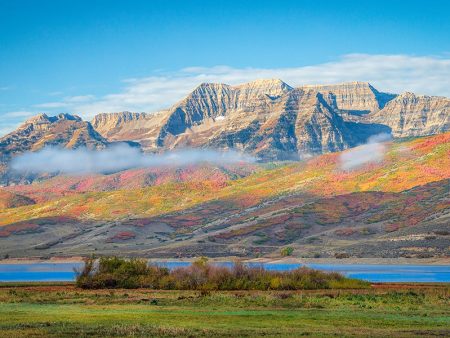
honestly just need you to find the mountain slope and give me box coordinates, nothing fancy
[5,164,259,203]
[0,189,35,209]
[0,133,448,258]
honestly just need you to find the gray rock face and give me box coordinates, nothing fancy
[367,92,450,137]
[91,111,168,149]
[301,81,396,114]
[1,113,107,156]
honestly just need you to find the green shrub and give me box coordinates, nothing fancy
[280,247,294,257]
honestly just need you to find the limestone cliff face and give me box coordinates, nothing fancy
[367,92,450,137]
[292,90,359,155]
[91,111,168,149]
[301,81,396,114]
[91,112,149,138]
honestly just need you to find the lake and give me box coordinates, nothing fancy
[0,262,449,283]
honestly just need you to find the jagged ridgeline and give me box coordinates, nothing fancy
[1,80,449,184]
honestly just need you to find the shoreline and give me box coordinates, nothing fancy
[0,256,448,265]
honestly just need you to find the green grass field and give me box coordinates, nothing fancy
[0,283,448,337]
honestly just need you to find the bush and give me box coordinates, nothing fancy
[75,256,169,289]
[280,247,294,257]
[75,256,369,290]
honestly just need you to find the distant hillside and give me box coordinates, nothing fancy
[1,132,448,259]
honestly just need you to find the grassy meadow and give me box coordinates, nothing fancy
[0,283,448,337]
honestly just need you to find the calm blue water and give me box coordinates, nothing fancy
[0,262,449,283]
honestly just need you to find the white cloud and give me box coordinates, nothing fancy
[33,95,96,109]
[339,133,392,170]
[34,102,68,108]
[3,111,36,118]
[64,95,95,103]
[10,145,255,175]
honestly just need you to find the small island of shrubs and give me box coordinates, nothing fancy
[76,257,369,290]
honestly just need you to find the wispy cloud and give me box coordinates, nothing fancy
[10,145,255,175]
[33,102,68,109]
[33,95,95,109]
[3,111,36,118]
[339,133,392,170]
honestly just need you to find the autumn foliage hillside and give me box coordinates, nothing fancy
[0,133,448,259]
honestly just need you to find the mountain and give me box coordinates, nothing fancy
[1,80,449,184]
[0,132,448,259]
[0,113,109,184]
[88,80,395,160]
[367,92,450,137]
[300,81,396,114]
[1,113,108,155]
[86,80,448,159]
[158,86,363,159]
[91,111,169,149]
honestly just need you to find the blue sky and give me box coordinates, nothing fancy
[1,0,450,135]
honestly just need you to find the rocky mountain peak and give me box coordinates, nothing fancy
[233,79,292,100]
[235,78,291,91]
[23,113,82,127]
[194,82,231,90]
[1,112,107,158]
[53,113,82,121]
[23,113,50,125]
[186,83,232,103]
[394,91,445,102]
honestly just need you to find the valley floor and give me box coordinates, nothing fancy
[0,283,448,337]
